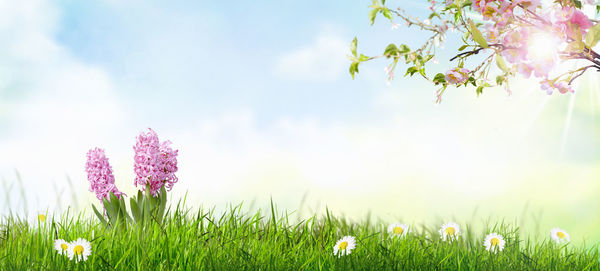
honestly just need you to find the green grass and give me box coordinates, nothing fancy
[0,201,599,270]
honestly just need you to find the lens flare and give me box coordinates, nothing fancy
[527,32,561,62]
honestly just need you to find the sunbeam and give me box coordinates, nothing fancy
[560,91,577,157]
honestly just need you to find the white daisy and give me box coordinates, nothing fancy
[387,223,409,238]
[54,239,69,256]
[439,222,461,242]
[550,228,570,244]
[483,233,506,253]
[333,236,356,257]
[67,238,92,262]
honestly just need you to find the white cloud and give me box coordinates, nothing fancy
[274,34,349,81]
[0,0,129,215]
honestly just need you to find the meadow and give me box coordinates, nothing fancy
[1,199,599,270]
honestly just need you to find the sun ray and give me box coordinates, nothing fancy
[523,95,551,137]
[559,91,577,157]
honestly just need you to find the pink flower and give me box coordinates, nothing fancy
[503,28,528,48]
[540,80,553,95]
[554,7,592,38]
[501,47,527,63]
[485,24,500,42]
[570,9,593,31]
[85,148,126,202]
[133,128,179,196]
[513,0,540,12]
[445,68,469,85]
[554,81,574,94]
[518,63,534,78]
[539,80,574,95]
[482,5,498,20]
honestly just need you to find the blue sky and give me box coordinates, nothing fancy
[1,0,599,243]
[52,0,436,124]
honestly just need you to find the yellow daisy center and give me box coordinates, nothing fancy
[393,226,404,235]
[557,232,565,239]
[61,244,68,250]
[338,241,348,250]
[445,227,455,235]
[74,245,84,255]
[490,237,499,247]
[38,214,46,223]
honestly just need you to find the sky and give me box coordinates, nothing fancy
[1,0,599,244]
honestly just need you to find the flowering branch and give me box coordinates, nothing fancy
[350,0,600,102]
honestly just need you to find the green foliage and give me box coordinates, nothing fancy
[1,203,599,270]
[585,23,600,48]
[433,73,446,85]
[92,185,168,229]
[468,19,488,49]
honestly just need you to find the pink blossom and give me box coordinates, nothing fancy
[554,81,574,94]
[445,68,469,85]
[570,9,592,31]
[85,148,126,202]
[485,24,500,42]
[540,80,553,95]
[482,5,499,20]
[513,0,540,12]
[518,63,534,78]
[501,47,527,63]
[133,128,179,196]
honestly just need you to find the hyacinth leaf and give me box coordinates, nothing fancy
[157,186,167,224]
[469,19,488,48]
[103,197,116,223]
[130,198,141,223]
[119,197,132,224]
[136,190,144,212]
[109,193,121,219]
[91,204,108,228]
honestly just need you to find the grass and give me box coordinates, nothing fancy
[0,200,599,270]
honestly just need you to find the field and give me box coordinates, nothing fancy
[1,200,599,270]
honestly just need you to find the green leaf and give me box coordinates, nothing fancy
[468,76,476,87]
[383,43,398,58]
[495,54,509,73]
[496,75,505,85]
[585,23,600,48]
[92,204,108,227]
[119,197,132,223]
[398,44,410,55]
[358,54,369,61]
[469,19,488,48]
[349,62,359,79]
[103,197,116,222]
[458,45,469,51]
[382,8,392,21]
[350,37,358,57]
[369,8,379,25]
[476,85,484,96]
[566,41,585,53]
[405,66,419,76]
[130,198,141,223]
[433,73,446,85]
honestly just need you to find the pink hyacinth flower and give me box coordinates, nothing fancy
[85,148,126,202]
[133,128,179,196]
